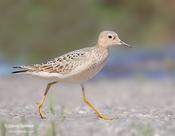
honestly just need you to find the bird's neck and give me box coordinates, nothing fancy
[96,43,109,50]
[95,44,109,58]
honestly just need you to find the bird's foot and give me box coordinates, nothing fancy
[37,103,47,119]
[97,113,118,120]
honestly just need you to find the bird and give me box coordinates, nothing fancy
[12,31,132,120]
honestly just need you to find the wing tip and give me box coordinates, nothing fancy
[12,70,28,74]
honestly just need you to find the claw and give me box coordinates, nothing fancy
[98,114,118,120]
[97,114,113,120]
[40,112,47,119]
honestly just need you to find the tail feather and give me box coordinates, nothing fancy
[12,66,29,74]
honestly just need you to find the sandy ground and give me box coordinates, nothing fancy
[0,75,175,136]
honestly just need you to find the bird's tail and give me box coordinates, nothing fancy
[12,66,29,74]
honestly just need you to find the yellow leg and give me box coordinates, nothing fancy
[80,84,113,120]
[37,81,58,119]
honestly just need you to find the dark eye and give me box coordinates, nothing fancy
[108,35,113,39]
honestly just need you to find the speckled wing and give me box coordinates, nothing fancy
[22,47,94,76]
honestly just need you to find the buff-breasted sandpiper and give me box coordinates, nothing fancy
[12,31,132,120]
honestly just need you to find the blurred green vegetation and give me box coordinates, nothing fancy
[0,0,174,63]
[0,121,6,136]
[131,122,154,136]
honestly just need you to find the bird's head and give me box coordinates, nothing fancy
[97,31,132,48]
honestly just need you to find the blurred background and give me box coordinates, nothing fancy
[0,0,175,78]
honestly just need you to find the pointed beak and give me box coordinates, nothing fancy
[120,40,132,48]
